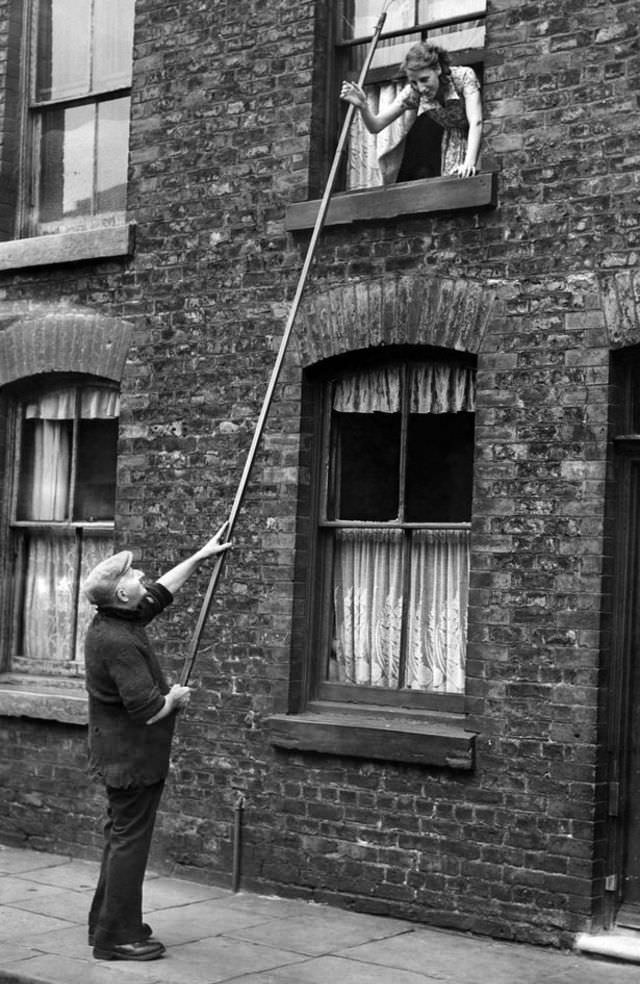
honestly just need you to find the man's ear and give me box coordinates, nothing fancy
[115,586,128,604]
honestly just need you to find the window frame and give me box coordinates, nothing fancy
[330,0,487,194]
[17,0,135,240]
[305,352,476,717]
[4,376,118,678]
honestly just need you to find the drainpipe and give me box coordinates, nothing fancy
[232,794,245,893]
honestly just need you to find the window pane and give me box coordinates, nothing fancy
[74,419,118,521]
[418,0,487,20]
[39,104,95,223]
[405,412,474,522]
[330,411,401,520]
[74,534,113,659]
[93,0,135,90]
[96,98,130,212]
[16,530,113,663]
[36,0,91,101]
[17,418,72,520]
[330,528,405,685]
[405,529,469,692]
[339,0,416,40]
[18,531,77,660]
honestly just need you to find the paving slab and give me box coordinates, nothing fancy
[142,876,229,911]
[214,954,444,984]
[132,938,308,984]
[9,888,93,923]
[0,849,69,876]
[144,899,287,946]
[228,908,412,957]
[334,931,640,984]
[14,858,99,892]
[0,908,77,944]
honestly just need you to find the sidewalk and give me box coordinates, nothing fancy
[1,844,639,984]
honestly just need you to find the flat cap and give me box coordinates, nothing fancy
[83,550,133,607]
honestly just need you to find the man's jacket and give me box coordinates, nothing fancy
[84,583,175,788]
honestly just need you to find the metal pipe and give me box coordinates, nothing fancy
[180,2,393,686]
[232,794,245,893]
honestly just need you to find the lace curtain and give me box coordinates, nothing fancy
[330,362,473,694]
[346,81,409,190]
[21,386,119,663]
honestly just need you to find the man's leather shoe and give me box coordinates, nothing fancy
[89,922,153,946]
[93,939,165,961]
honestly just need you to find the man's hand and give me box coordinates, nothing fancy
[168,683,191,711]
[157,520,232,595]
[146,684,191,725]
[196,520,232,562]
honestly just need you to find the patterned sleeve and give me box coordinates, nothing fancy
[397,83,420,110]
[451,65,481,97]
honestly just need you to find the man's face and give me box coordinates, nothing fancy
[115,567,147,608]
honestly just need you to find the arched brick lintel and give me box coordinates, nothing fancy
[0,303,133,387]
[293,274,498,367]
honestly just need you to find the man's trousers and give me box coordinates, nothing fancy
[89,780,165,946]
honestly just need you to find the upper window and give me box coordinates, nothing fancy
[309,355,475,711]
[4,381,119,675]
[23,0,135,237]
[335,0,486,190]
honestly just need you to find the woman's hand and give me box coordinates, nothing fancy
[453,161,477,179]
[340,81,367,109]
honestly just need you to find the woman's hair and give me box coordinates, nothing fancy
[401,43,451,79]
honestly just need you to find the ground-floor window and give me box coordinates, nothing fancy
[5,380,118,674]
[312,354,475,708]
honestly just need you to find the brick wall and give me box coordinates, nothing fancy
[0,0,639,948]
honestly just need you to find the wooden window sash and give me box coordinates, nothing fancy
[313,359,474,707]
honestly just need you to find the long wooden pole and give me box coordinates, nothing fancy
[180,4,391,685]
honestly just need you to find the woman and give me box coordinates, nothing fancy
[341,42,482,185]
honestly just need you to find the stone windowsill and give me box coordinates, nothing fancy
[0,223,136,273]
[0,675,88,725]
[284,172,497,231]
[267,703,476,769]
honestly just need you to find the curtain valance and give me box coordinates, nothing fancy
[333,362,475,414]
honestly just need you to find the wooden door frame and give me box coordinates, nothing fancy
[605,437,640,926]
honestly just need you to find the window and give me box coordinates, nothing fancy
[22,0,135,237]
[6,381,119,675]
[335,0,486,190]
[311,355,475,711]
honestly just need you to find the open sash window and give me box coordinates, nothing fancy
[336,0,486,190]
[9,382,119,673]
[315,356,475,710]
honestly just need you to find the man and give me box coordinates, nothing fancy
[83,523,231,961]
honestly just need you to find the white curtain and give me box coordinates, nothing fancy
[332,529,405,687]
[333,365,401,413]
[406,529,469,692]
[346,81,410,190]
[21,386,118,663]
[333,363,475,415]
[330,362,472,694]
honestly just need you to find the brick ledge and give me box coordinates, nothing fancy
[0,223,135,272]
[0,677,87,725]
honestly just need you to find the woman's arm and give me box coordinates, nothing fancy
[340,81,407,134]
[456,87,483,178]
